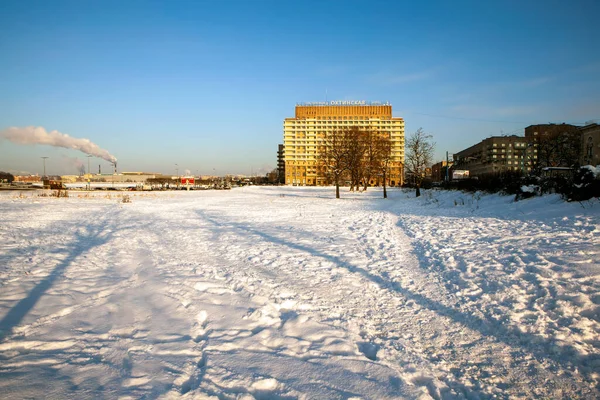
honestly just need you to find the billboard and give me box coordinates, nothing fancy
[181,177,195,185]
[452,170,470,180]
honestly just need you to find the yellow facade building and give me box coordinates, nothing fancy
[283,101,404,186]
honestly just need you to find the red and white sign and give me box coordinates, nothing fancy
[452,170,470,180]
[181,177,195,185]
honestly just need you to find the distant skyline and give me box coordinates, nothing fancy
[1,0,599,176]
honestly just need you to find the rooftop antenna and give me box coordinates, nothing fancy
[325,88,328,103]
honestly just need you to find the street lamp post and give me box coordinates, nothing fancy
[445,151,450,183]
[41,157,49,179]
[87,155,93,190]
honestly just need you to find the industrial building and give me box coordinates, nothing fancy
[283,101,405,186]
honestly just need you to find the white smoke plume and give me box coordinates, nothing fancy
[0,126,117,164]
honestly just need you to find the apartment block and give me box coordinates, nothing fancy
[580,123,600,166]
[524,123,579,141]
[454,136,536,177]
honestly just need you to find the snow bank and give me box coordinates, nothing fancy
[582,164,600,178]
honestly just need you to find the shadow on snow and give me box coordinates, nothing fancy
[0,216,114,340]
[195,208,599,390]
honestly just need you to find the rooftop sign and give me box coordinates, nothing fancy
[296,101,391,106]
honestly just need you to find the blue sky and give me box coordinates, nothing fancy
[1,0,599,176]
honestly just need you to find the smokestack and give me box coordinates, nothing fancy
[0,126,117,164]
[114,161,117,174]
[99,165,101,174]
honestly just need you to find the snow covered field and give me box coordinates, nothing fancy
[0,187,598,399]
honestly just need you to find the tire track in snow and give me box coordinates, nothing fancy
[100,207,211,397]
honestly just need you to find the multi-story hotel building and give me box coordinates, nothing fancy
[283,101,405,186]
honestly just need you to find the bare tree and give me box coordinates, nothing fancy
[361,128,380,192]
[345,127,367,192]
[375,133,392,198]
[405,128,435,197]
[320,128,350,199]
[267,168,279,184]
[319,127,399,198]
[532,124,581,172]
[0,171,15,183]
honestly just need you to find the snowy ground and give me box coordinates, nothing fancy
[0,187,598,399]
